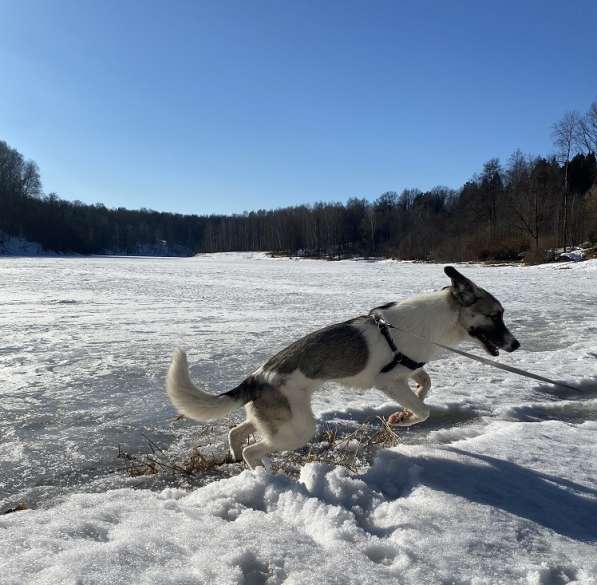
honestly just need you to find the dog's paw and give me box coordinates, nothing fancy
[388,409,414,425]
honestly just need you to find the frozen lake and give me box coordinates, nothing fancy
[1,253,596,584]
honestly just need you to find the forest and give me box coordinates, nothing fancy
[1,103,596,261]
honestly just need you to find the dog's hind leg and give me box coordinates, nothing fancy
[375,374,430,427]
[229,420,255,462]
[412,369,431,401]
[242,441,272,470]
[242,387,317,469]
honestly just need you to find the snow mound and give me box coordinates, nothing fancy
[2,420,595,585]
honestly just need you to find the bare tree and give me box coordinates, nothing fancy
[506,151,535,248]
[552,111,581,250]
[365,205,376,255]
[505,153,558,251]
[21,161,42,198]
[481,158,503,241]
[577,101,597,154]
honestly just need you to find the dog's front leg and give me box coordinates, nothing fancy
[411,369,431,401]
[375,374,430,427]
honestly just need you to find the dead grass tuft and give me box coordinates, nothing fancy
[276,416,400,475]
[118,417,401,481]
[1,501,28,515]
[117,435,232,478]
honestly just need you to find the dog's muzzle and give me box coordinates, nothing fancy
[469,328,520,356]
[504,338,520,353]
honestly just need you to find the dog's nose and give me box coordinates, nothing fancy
[510,339,520,352]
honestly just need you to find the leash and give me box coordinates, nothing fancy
[374,317,578,391]
[430,342,578,391]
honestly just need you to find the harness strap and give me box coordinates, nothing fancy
[370,313,426,372]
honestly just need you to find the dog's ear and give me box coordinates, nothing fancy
[444,266,478,306]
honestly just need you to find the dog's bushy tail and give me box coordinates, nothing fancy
[166,349,242,421]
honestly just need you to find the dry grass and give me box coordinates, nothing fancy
[117,434,233,478]
[275,416,401,475]
[117,417,401,481]
[1,501,28,515]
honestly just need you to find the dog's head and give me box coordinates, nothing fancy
[444,266,520,356]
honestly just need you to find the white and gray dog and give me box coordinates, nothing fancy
[167,266,519,468]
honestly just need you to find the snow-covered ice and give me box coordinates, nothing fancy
[1,253,596,584]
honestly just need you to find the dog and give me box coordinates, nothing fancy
[167,266,519,468]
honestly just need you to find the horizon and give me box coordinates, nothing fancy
[1,0,596,215]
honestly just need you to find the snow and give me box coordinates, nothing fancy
[0,231,44,256]
[560,251,585,262]
[1,253,596,584]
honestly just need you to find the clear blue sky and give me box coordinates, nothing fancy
[1,0,596,215]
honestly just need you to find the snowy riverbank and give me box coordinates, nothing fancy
[1,254,596,583]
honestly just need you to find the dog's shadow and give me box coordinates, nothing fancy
[314,377,597,541]
[365,447,597,542]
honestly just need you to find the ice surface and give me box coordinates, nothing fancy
[0,253,596,584]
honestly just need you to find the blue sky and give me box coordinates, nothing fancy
[1,1,596,215]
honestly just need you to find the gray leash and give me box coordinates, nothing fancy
[431,341,578,391]
[384,321,578,391]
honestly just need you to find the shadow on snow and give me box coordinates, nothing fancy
[365,447,597,542]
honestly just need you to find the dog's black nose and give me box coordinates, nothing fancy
[510,339,520,351]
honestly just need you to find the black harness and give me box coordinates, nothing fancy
[370,313,426,373]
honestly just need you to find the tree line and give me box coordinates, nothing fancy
[1,101,596,260]
[0,143,206,255]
